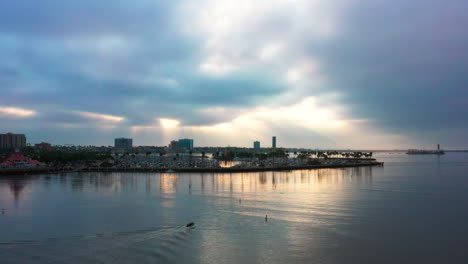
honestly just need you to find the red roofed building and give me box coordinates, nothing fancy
[0,152,45,168]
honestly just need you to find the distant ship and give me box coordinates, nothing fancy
[407,144,445,155]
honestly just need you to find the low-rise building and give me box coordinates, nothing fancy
[0,152,45,168]
[35,142,53,152]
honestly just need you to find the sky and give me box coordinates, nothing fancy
[0,0,467,149]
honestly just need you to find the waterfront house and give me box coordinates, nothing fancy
[0,152,45,168]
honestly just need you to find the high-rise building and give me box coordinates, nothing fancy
[178,138,194,151]
[0,133,26,149]
[169,140,180,152]
[254,141,260,150]
[114,138,133,151]
[272,136,276,149]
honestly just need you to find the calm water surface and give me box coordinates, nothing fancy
[1,153,467,263]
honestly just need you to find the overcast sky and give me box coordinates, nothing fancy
[1,0,467,149]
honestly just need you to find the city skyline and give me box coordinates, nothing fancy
[1,1,467,149]
[1,132,459,152]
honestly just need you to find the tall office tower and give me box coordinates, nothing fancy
[254,141,260,150]
[178,138,194,151]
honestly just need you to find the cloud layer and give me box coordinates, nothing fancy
[0,0,466,148]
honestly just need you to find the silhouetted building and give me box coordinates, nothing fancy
[179,138,194,151]
[34,142,53,152]
[0,133,26,149]
[115,138,132,151]
[254,141,260,150]
[169,140,180,152]
[272,136,276,149]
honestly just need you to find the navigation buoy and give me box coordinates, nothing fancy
[265,215,268,222]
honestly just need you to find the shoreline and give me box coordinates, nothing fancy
[0,160,383,176]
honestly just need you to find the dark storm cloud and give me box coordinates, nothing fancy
[0,0,467,147]
[0,0,286,129]
[315,0,468,137]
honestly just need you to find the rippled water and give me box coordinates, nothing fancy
[1,152,467,263]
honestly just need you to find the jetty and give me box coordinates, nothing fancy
[407,144,445,155]
[1,158,383,175]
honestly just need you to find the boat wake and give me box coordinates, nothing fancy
[0,225,195,264]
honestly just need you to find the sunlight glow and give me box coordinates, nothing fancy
[125,95,407,148]
[0,106,36,117]
[159,118,181,129]
[75,111,125,122]
[259,42,285,61]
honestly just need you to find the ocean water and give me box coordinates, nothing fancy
[0,152,467,263]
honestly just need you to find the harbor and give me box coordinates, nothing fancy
[407,144,445,155]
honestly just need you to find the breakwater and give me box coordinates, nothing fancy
[0,160,383,176]
[168,161,383,173]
